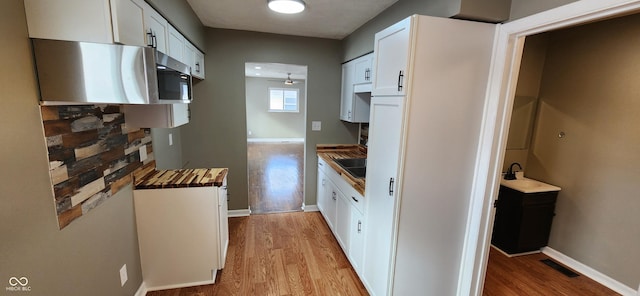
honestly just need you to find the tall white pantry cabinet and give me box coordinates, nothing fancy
[363,15,496,295]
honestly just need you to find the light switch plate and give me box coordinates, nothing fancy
[139,146,148,161]
[312,121,321,131]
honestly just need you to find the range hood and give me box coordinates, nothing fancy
[31,39,192,105]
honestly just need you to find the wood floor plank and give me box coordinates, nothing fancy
[483,246,620,295]
[146,212,367,296]
[248,142,304,214]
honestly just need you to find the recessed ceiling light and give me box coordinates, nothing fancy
[256,73,261,76]
[268,0,305,14]
[255,66,262,70]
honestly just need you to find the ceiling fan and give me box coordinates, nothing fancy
[269,73,301,85]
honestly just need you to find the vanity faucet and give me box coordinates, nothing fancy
[504,162,522,180]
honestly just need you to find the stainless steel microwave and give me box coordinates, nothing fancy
[31,38,192,105]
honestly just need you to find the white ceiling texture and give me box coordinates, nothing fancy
[187,0,399,80]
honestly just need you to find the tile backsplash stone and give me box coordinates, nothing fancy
[41,105,154,229]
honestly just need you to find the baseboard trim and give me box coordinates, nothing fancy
[541,247,636,295]
[144,278,217,293]
[247,138,304,143]
[303,204,319,212]
[228,209,251,217]
[134,281,147,296]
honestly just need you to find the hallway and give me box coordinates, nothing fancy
[248,142,304,214]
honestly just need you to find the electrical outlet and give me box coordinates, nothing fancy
[119,264,128,287]
[312,121,321,131]
[169,133,173,146]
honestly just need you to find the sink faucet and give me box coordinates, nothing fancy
[504,162,522,180]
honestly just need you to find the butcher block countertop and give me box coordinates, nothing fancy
[134,168,228,189]
[317,144,367,195]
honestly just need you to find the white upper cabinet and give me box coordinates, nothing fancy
[372,17,411,96]
[24,0,119,44]
[340,53,372,123]
[353,54,373,85]
[24,0,147,46]
[340,62,355,121]
[168,25,185,63]
[24,0,207,90]
[143,5,169,54]
[110,0,146,46]
[185,42,206,79]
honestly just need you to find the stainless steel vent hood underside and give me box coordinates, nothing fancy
[32,39,164,105]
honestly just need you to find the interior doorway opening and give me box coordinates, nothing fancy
[468,3,640,296]
[244,63,308,214]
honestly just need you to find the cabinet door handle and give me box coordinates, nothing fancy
[146,30,154,47]
[195,62,200,73]
[152,34,157,49]
[365,68,370,81]
[348,110,352,119]
[322,178,326,186]
[332,191,337,201]
[357,220,362,233]
[351,196,359,203]
[397,70,404,91]
[388,177,395,196]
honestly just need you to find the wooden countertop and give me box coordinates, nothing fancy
[317,144,367,195]
[134,168,228,189]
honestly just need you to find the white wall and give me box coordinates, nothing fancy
[245,77,306,139]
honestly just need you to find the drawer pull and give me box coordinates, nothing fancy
[351,196,359,203]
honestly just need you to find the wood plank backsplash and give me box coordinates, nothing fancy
[41,105,155,229]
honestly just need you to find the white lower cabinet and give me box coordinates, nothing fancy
[316,157,367,283]
[133,180,229,290]
[349,207,365,273]
[335,191,351,250]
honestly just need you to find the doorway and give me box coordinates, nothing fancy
[244,63,308,214]
[466,3,640,295]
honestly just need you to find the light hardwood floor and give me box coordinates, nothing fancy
[146,212,618,295]
[483,246,619,295]
[146,212,368,296]
[247,142,304,214]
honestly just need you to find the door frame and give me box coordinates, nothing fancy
[460,1,640,295]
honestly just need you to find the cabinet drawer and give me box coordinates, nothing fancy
[522,192,558,206]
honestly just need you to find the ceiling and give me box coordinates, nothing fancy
[245,62,308,80]
[186,0,399,39]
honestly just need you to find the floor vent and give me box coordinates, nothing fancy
[540,259,580,278]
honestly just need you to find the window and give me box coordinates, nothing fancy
[269,88,299,112]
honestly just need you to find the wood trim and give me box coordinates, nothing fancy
[463,1,640,295]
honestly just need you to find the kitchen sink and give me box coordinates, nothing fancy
[335,158,367,178]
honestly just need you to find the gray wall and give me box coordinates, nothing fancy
[245,77,306,139]
[146,0,206,51]
[342,0,577,62]
[508,0,577,20]
[151,127,185,169]
[181,28,359,211]
[526,14,640,288]
[342,0,453,61]
[0,1,143,295]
